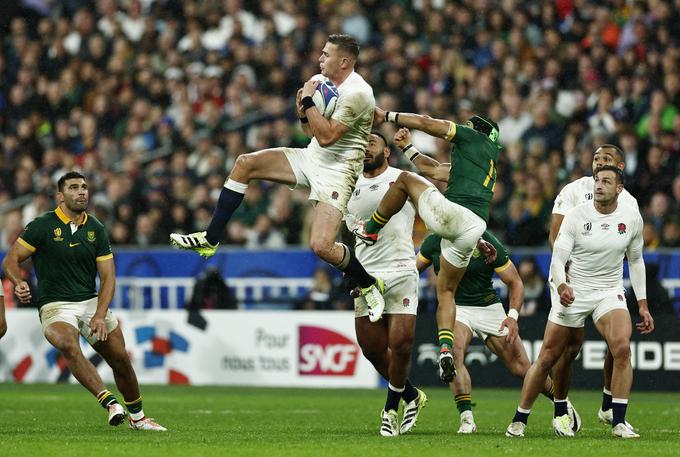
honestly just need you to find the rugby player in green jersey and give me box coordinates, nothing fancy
[2,172,166,431]
[418,231,579,433]
[355,114,499,384]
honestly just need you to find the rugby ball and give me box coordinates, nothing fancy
[312,80,339,118]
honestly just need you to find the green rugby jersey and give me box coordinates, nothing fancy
[417,230,510,307]
[18,207,113,308]
[442,123,500,222]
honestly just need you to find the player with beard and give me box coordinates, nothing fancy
[506,166,653,439]
[345,132,426,437]
[2,172,166,431]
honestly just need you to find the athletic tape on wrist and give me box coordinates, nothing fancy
[402,143,420,161]
[301,96,315,112]
[508,309,519,320]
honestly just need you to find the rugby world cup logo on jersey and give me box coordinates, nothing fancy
[53,227,63,241]
[298,326,358,376]
[582,222,592,236]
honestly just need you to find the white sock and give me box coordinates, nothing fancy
[388,383,405,393]
[130,410,145,421]
[225,179,248,193]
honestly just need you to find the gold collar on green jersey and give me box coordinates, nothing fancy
[55,206,88,226]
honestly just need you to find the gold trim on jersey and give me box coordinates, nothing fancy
[17,237,36,253]
[444,121,457,141]
[417,252,432,265]
[96,254,114,262]
[55,207,88,226]
[493,259,512,273]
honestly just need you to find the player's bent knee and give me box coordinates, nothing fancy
[509,361,529,378]
[608,340,631,361]
[232,153,257,178]
[52,338,81,358]
[389,335,414,355]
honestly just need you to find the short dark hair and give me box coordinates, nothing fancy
[595,144,625,164]
[57,171,86,192]
[596,165,624,185]
[468,114,500,143]
[328,34,360,59]
[370,131,389,148]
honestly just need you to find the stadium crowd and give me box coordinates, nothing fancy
[1,0,680,253]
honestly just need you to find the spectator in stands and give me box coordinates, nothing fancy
[186,267,236,310]
[626,264,675,317]
[516,257,549,316]
[300,267,350,311]
[661,217,680,248]
[0,0,679,253]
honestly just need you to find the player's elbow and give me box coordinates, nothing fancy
[316,133,338,147]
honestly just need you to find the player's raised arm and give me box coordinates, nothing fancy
[375,107,453,139]
[393,128,451,182]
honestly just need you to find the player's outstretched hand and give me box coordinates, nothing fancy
[500,316,518,344]
[373,107,386,126]
[557,283,575,306]
[477,239,497,264]
[14,281,32,304]
[301,79,320,98]
[89,315,109,342]
[636,309,655,334]
[393,128,411,149]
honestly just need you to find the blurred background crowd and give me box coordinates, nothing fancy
[1,0,679,253]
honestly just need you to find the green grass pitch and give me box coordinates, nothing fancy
[0,385,678,457]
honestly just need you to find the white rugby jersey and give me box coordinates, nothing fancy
[308,72,375,162]
[552,200,643,291]
[552,176,638,215]
[346,167,417,273]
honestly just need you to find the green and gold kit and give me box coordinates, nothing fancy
[418,230,510,307]
[18,207,113,307]
[442,123,500,223]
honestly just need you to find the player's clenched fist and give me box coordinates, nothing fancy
[393,128,411,149]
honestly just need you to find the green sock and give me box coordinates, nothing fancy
[438,329,454,351]
[97,390,119,409]
[125,396,143,414]
[455,394,472,414]
[365,210,388,234]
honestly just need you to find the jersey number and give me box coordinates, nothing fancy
[483,160,496,191]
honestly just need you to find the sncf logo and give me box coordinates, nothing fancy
[298,326,358,376]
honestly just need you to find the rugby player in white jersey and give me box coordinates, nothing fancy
[345,132,426,437]
[549,144,640,430]
[170,34,387,316]
[506,166,654,439]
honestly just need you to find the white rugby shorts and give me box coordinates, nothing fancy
[456,303,509,341]
[417,187,487,268]
[548,288,628,328]
[283,147,363,213]
[40,297,119,345]
[354,270,419,317]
